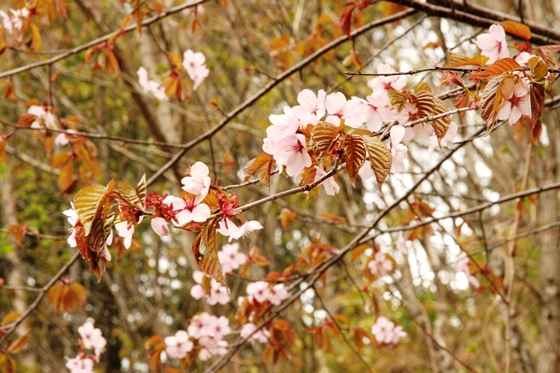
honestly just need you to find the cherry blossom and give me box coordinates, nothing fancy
[54,133,70,146]
[0,11,13,34]
[368,64,408,97]
[359,94,392,132]
[185,313,231,360]
[396,231,408,255]
[240,323,270,344]
[28,105,57,129]
[359,160,374,181]
[150,217,169,237]
[368,252,394,277]
[217,218,263,242]
[65,356,94,373]
[137,67,167,100]
[371,316,407,345]
[390,125,408,172]
[164,330,193,359]
[182,49,209,90]
[218,243,247,274]
[291,89,326,125]
[115,220,136,249]
[269,283,288,305]
[428,121,458,153]
[190,271,229,305]
[324,92,364,128]
[161,195,211,226]
[77,322,106,361]
[457,252,480,288]
[313,166,340,196]
[475,24,509,64]
[181,162,211,203]
[246,281,271,303]
[496,76,531,126]
[515,52,533,67]
[264,133,311,177]
[267,106,301,138]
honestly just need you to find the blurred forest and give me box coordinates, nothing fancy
[1,0,560,372]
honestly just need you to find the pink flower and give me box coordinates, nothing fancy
[359,160,374,181]
[218,243,247,274]
[54,133,69,146]
[137,67,167,100]
[190,271,230,305]
[475,24,509,64]
[217,218,263,242]
[162,195,211,226]
[269,283,288,305]
[291,89,326,125]
[182,49,209,90]
[396,231,407,255]
[150,217,169,237]
[78,322,106,361]
[313,166,340,196]
[515,52,532,67]
[267,106,301,137]
[496,76,531,126]
[164,330,193,359]
[240,323,270,344]
[28,105,57,129]
[368,64,408,96]
[0,11,13,34]
[265,133,311,177]
[181,162,211,203]
[187,313,213,339]
[360,94,392,132]
[185,313,230,360]
[324,92,364,128]
[371,316,406,345]
[115,221,135,249]
[65,356,94,373]
[368,252,394,277]
[457,252,480,288]
[390,125,408,172]
[246,281,270,303]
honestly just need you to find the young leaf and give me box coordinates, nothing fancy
[530,83,545,144]
[257,159,274,187]
[118,174,147,209]
[243,153,272,181]
[528,56,548,82]
[431,98,451,140]
[7,330,30,353]
[410,90,435,119]
[469,58,521,78]
[1,312,21,326]
[311,121,340,159]
[192,220,226,286]
[278,208,297,231]
[344,134,367,187]
[73,184,110,236]
[479,74,503,130]
[500,20,531,40]
[362,136,392,189]
[58,161,74,192]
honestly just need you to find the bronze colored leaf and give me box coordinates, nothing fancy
[363,136,392,189]
[530,83,545,144]
[269,34,290,52]
[311,121,340,159]
[431,98,451,140]
[30,24,42,50]
[387,89,406,111]
[243,152,272,181]
[257,160,274,187]
[7,330,30,354]
[479,74,503,131]
[501,20,531,40]
[469,58,521,78]
[410,90,435,119]
[1,312,21,326]
[136,174,147,206]
[192,220,226,286]
[528,56,548,82]
[447,53,490,68]
[278,208,297,231]
[414,82,431,93]
[117,174,147,209]
[58,161,74,192]
[344,134,366,187]
[50,152,70,170]
[73,184,109,236]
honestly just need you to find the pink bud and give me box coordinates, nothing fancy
[151,217,170,237]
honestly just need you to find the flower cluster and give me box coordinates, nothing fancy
[28,105,57,130]
[457,252,480,288]
[371,316,407,346]
[164,313,231,361]
[0,7,29,34]
[368,252,394,277]
[137,67,167,100]
[218,243,247,274]
[190,271,229,305]
[183,49,210,90]
[65,322,107,373]
[245,281,289,306]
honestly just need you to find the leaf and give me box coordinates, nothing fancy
[7,330,30,353]
[73,184,110,236]
[51,152,70,170]
[269,35,290,52]
[145,335,163,350]
[257,160,274,187]
[320,212,346,223]
[117,176,147,209]
[278,208,297,231]
[387,89,407,111]
[410,90,435,119]
[30,24,42,50]
[469,58,521,78]
[58,161,74,192]
[501,20,531,40]
[350,244,370,262]
[431,98,451,141]
[528,56,548,82]
[479,74,503,130]
[104,50,120,75]
[311,121,340,159]
[344,134,366,187]
[243,153,272,181]
[0,354,17,373]
[530,83,545,144]
[1,312,21,326]
[192,220,226,286]
[362,136,392,189]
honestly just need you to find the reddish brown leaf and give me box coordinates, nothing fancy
[1,312,21,326]
[411,90,435,119]
[311,121,340,159]
[269,35,290,52]
[278,208,297,231]
[320,212,347,224]
[7,330,30,353]
[344,134,366,187]
[469,58,521,78]
[479,74,503,131]
[350,244,370,262]
[51,152,70,170]
[244,152,272,181]
[530,83,545,144]
[362,136,392,189]
[501,20,531,40]
[192,220,226,286]
[528,56,548,82]
[57,161,74,192]
[431,98,451,141]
